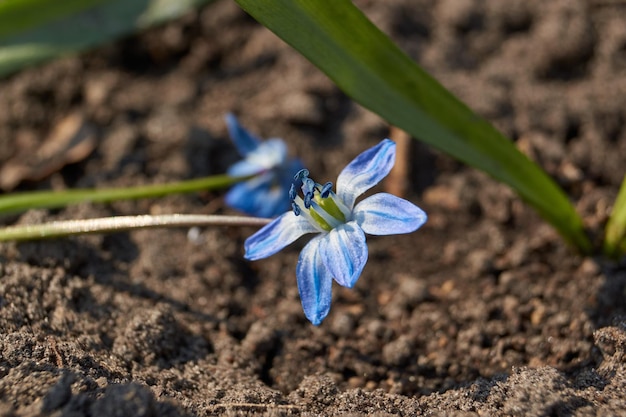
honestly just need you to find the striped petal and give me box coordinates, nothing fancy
[336,139,396,209]
[296,236,333,325]
[353,193,427,235]
[319,222,368,288]
[244,211,319,260]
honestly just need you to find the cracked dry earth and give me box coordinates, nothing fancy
[1,0,626,416]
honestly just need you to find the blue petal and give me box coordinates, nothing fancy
[353,193,427,235]
[336,139,396,209]
[227,140,303,217]
[259,187,292,218]
[227,139,290,177]
[227,160,265,177]
[296,236,333,325]
[226,175,290,218]
[319,222,368,288]
[226,113,261,156]
[226,181,259,214]
[245,139,288,170]
[245,211,319,260]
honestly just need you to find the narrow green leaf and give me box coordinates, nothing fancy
[0,0,108,38]
[0,174,250,216]
[0,0,214,78]
[604,175,626,258]
[234,0,591,252]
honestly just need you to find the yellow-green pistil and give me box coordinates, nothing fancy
[290,169,351,232]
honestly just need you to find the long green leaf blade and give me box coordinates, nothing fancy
[234,0,591,252]
[0,174,249,216]
[0,0,108,38]
[0,0,214,78]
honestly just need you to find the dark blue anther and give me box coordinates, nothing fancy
[289,183,296,201]
[320,182,333,198]
[292,201,301,216]
[301,178,315,209]
[301,177,315,193]
[304,192,313,209]
[294,169,309,181]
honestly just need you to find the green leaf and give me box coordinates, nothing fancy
[0,0,108,38]
[0,0,214,78]
[604,175,626,258]
[0,174,249,216]
[234,0,591,253]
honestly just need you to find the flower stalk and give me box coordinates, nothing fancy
[0,214,271,242]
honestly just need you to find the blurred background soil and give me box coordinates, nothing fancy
[1,0,626,415]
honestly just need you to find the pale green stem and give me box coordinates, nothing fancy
[0,214,271,242]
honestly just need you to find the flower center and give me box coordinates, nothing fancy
[290,169,351,232]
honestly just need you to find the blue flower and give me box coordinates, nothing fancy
[244,139,428,325]
[225,114,303,218]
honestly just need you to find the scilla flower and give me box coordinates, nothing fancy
[245,139,427,325]
[225,114,303,218]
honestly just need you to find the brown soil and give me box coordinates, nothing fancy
[1,0,626,415]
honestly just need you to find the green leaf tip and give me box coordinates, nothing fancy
[604,175,626,258]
